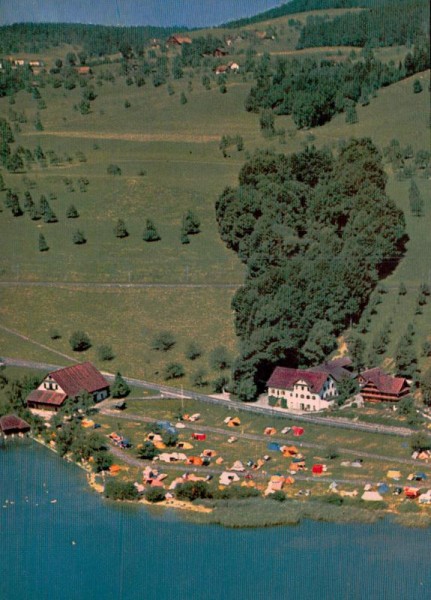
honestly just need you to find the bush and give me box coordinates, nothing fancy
[268,396,278,407]
[175,481,211,501]
[49,328,61,340]
[212,375,229,393]
[107,164,122,176]
[145,487,166,503]
[191,368,208,388]
[69,330,91,351]
[209,346,231,370]
[72,230,86,244]
[151,331,176,352]
[185,341,202,360]
[269,490,286,502]
[137,441,158,460]
[97,345,115,361]
[104,480,139,500]
[163,363,185,380]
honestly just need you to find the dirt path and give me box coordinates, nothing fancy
[23,131,221,143]
[0,325,78,363]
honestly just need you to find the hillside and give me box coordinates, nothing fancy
[0,5,429,395]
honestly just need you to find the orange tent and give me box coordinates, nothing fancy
[186,456,203,466]
[264,427,276,435]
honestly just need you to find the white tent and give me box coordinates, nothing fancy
[361,491,383,501]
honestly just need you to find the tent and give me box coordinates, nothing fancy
[186,456,203,466]
[231,460,245,472]
[267,442,281,452]
[264,427,276,435]
[404,486,420,498]
[177,441,193,450]
[292,426,304,436]
[192,433,206,441]
[377,483,390,494]
[387,470,402,480]
[361,491,383,501]
[227,417,241,427]
[219,472,240,486]
[281,445,298,456]
[312,464,324,475]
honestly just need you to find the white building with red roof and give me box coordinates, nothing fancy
[27,362,110,411]
[267,367,338,411]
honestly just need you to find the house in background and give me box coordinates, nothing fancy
[27,362,109,411]
[166,35,192,46]
[267,367,338,411]
[310,357,355,383]
[357,367,410,403]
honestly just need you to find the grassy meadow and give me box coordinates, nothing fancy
[0,30,430,387]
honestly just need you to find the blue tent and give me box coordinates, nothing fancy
[267,442,280,452]
[378,483,389,494]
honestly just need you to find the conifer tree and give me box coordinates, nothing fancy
[143,219,160,242]
[409,179,423,217]
[111,372,130,398]
[38,233,49,252]
[114,218,128,238]
[66,204,79,218]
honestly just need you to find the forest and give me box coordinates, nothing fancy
[297,1,429,48]
[244,43,429,128]
[216,140,406,401]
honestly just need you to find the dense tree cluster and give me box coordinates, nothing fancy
[220,0,391,29]
[0,23,180,56]
[245,45,429,129]
[297,1,429,49]
[215,139,406,400]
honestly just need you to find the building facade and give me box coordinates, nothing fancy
[267,367,338,411]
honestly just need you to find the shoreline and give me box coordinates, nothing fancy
[25,437,431,528]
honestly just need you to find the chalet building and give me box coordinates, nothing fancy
[357,368,410,403]
[76,66,91,75]
[166,35,192,46]
[213,48,228,57]
[215,65,229,75]
[215,62,240,75]
[0,414,31,436]
[27,362,109,412]
[267,367,338,411]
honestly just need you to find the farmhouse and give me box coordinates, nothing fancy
[27,362,109,411]
[357,367,410,403]
[267,367,338,411]
[166,35,192,46]
[76,66,91,75]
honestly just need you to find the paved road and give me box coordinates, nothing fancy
[3,356,427,440]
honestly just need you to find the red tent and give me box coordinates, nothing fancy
[292,426,304,436]
[312,464,323,474]
[192,433,206,441]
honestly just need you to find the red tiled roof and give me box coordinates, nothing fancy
[27,389,67,407]
[49,362,109,397]
[0,414,31,433]
[359,368,408,395]
[267,367,329,393]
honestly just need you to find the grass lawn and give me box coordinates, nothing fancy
[0,39,429,392]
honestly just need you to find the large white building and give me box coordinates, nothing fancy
[267,367,338,411]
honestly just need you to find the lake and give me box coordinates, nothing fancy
[1,441,430,600]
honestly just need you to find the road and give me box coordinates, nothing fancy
[3,356,426,440]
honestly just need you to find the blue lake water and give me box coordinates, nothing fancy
[1,441,430,600]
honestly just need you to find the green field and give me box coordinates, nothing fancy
[0,26,430,389]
